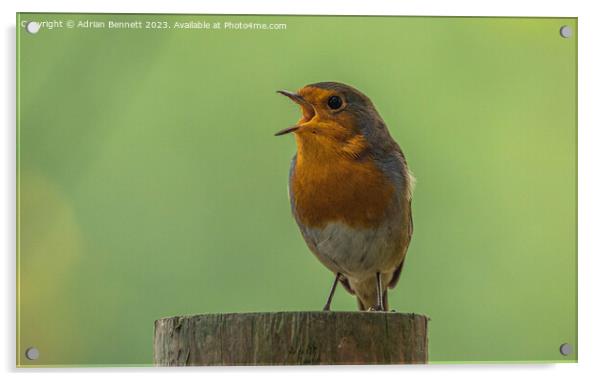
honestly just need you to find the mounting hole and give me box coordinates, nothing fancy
[559,343,573,356]
[26,21,41,34]
[25,347,39,360]
[559,25,572,38]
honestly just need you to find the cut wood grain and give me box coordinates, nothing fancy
[154,311,428,366]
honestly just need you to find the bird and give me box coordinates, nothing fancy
[275,82,414,311]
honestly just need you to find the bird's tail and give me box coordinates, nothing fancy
[356,289,389,311]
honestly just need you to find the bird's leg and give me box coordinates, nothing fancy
[322,273,341,311]
[373,272,385,311]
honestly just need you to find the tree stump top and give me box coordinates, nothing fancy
[154,311,429,366]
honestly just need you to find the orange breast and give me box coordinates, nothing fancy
[291,144,395,230]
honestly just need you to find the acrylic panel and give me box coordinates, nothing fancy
[16,13,577,366]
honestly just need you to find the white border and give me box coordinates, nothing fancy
[2,1,601,380]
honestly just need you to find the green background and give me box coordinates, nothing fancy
[17,14,577,366]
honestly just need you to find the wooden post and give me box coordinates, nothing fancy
[154,311,428,366]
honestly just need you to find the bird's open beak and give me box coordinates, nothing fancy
[274,125,300,136]
[277,90,305,105]
[275,90,314,136]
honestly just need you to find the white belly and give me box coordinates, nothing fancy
[300,221,403,280]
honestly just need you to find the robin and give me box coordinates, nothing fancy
[275,82,414,311]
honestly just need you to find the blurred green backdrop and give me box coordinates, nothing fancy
[17,14,577,366]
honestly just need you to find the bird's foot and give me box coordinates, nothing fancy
[368,305,385,312]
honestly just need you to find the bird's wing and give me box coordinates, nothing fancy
[387,199,412,289]
[387,138,414,289]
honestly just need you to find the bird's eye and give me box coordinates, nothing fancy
[327,95,343,110]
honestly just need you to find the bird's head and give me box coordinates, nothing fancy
[275,82,386,158]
